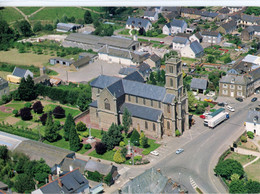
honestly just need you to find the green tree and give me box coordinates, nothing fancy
[230,173,240,181]
[14,173,35,193]
[44,113,59,142]
[122,108,132,135]
[0,145,9,162]
[229,180,246,194]
[102,123,123,150]
[104,172,113,185]
[33,21,43,32]
[139,131,148,148]
[207,55,215,63]
[224,56,232,64]
[188,91,196,112]
[76,121,87,131]
[245,180,260,193]
[87,171,103,182]
[77,92,91,111]
[64,113,75,141]
[69,124,82,152]
[113,148,126,164]
[0,18,17,50]
[130,129,140,146]
[18,75,37,101]
[161,69,166,84]
[247,131,254,139]
[84,10,93,24]
[18,20,33,37]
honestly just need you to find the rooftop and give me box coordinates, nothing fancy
[189,40,204,55]
[85,159,115,175]
[246,110,260,124]
[190,78,207,90]
[172,36,189,44]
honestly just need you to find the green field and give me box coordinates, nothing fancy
[18,7,41,16]
[88,150,115,161]
[226,152,257,166]
[245,158,260,182]
[0,7,23,23]
[44,104,81,118]
[5,102,26,110]
[0,112,12,122]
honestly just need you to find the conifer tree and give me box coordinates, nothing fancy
[113,148,126,164]
[69,125,82,152]
[44,113,59,142]
[18,75,37,101]
[122,108,132,135]
[64,113,75,141]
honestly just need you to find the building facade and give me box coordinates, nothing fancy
[89,57,189,137]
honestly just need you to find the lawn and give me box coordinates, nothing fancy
[88,150,115,162]
[0,71,10,80]
[5,102,26,110]
[142,139,161,155]
[0,7,23,23]
[18,7,42,15]
[44,104,81,120]
[14,120,33,128]
[0,112,12,122]
[225,152,257,166]
[245,158,260,182]
[84,7,105,13]
[9,83,19,91]
[155,34,168,38]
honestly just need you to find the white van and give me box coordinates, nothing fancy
[227,105,235,112]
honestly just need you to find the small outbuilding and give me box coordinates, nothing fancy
[0,77,9,98]
[49,57,75,66]
[190,78,208,93]
[7,67,33,83]
[56,23,83,32]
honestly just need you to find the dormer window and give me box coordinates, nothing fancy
[138,22,141,25]
[231,78,235,83]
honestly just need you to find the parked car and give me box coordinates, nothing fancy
[150,151,159,156]
[218,102,225,107]
[204,98,213,102]
[236,97,243,102]
[227,105,235,112]
[200,115,206,119]
[251,97,258,102]
[176,148,184,154]
[255,107,260,111]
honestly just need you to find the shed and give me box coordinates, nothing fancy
[49,57,75,66]
[190,78,208,93]
[56,23,83,32]
[73,56,92,70]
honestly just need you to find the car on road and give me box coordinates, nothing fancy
[150,151,159,156]
[200,115,206,119]
[251,97,258,102]
[176,148,184,154]
[255,107,260,111]
[227,105,235,112]
[235,97,243,102]
[218,102,225,107]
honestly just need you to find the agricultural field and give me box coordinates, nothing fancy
[17,7,41,16]
[0,7,23,23]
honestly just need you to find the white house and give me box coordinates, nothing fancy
[180,40,204,59]
[189,32,203,43]
[201,31,222,44]
[163,19,187,35]
[144,11,158,21]
[126,17,152,32]
[172,36,190,51]
[245,110,260,136]
[12,67,34,79]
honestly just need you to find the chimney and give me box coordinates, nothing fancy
[58,178,62,188]
[69,165,73,172]
[48,174,52,183]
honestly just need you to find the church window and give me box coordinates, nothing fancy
[169,66,173,73]
[145,121,148,129]
[104,98,110,110]
[128,95,131,102]
[167,121,170,129]
[136,96,138,103]
[170,78,173,87]
[153,123,156,131]
[151,100,153,107]
[159,102,161,108]
[167,105,171,113]
[143,98,146,105]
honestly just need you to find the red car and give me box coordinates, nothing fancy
[200,115,206,119]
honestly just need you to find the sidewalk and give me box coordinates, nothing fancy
[235,147,260,157]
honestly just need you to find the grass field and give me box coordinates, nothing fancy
[0,71,10,80]
[9,83,19,91]
[0,7,23,23]
[18,7,42,16]
[88,150,115,161]
[0,49,54,67]
[84,7,105,13]
[142,139,161,155]
[225,152,257,166]
[5,102,26,110]
[0,112,12,122]
[245,158,260,182]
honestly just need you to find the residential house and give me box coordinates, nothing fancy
[180,7,202,19]
[189,32,203,43]
[163,19,187,35]
[32,169,89,194]
[136,63,151,78]
[217,20,237,35]
[0,77,9,99]
[89,57,189,136]
[245,110,260,136]
[144,11,158,21]
[145,53,161,68]
[190,78,208,93]
[49,57,75,66]
[56,23,83,32]
[60,157,88,174]
[241,26,255,41]
[200,11,219,21]
[172,36,190,51]
[218,7,230,14]
[7,67,33,83]
[181,40,204,59]
[85,160,119,182]
[201,31,222,44]
[216,14,229,23]
[228,7,244,14]
[238,14,260,28]
[126,17,152,32]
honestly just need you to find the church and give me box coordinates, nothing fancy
[89,57,189,137]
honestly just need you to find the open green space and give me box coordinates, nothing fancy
[18,7,41,15]
[5,101,26,110]
[9,83,19,91]
[0,112,12,122]
[88,150,115,161]
[226,152,257,166]
[14,120,33,128]
[245,158,260,182]
[0,7,23,23]
[142,139,161,155]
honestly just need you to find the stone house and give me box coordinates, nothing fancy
[246,110,260,136]
[89,57,189,137]
[145,53,161,68]
[180,40,204,59]
[180,7,202,19]
[0,77,9,98]
[241,25,260,41]
[201,31,222,44]
[172,36,190,51]
[126,17,152,32]
[238,14,260,28]
[189,32,203,43]
[217,20,237,35]
[144,11,158,21]
[163,19,187,35]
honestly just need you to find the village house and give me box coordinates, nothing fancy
[201,31,222,44]
[7,67,33,83]
[238,14,260,28]
[143,10,158,21]
[228,7,244,14]
[180,40,204,59]
[189,32,203,43]
[190,78,208,93]
[217,20,237,35]
[245,110,260,136]
[218,7,230,14]
[241,25,260,41]
[126,17,152,32]
[200,11,218,21]
[163,19,187,35]
[172,36,190,51]
[0,77,9,98]
[89,57,189,137]
[145,53,161,68]
[180,7,202,19]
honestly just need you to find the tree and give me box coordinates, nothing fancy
[32,101,43,114]
[18,76,37,101]
[229,180,246,194]
[230,173,240,181]
[102,123,123,150]
[87,171,103,182]
[149,72,156,85]
[203,101,209,107]
[53,106,65,118]
[20,107,32,121]
[224,56,232,64]
[161,70,166,84]
[113,148,126,164]
[241,135,247,143]
[247,131,254,139]
[130,129,140,146]
[84,10,93,24]
[40,113,48,125]
[214,159,244,180]
[138,27,145,35]
[63,113,75,141]
[69,124,82,152]
[139,131,148,148]
[44,113,59,142]
[14,173,35,193]
[245,180,260,193]
[77,91,91,111]
[43,24,53,31]
[0,145,9,161]
[76,121,87,131]
[95,142,107,155]
[104,172,113,185]
[33,21,43,32]
[122,108,132,135]
[0,18,17,50]
[188,91,196,111]
[18,20,33,37]
[207,55,215,63]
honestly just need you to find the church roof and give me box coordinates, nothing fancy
[90,75,121,89]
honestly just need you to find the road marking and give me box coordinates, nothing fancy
[190,176,198,189]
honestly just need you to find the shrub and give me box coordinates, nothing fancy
[12,109,19,117]
[54,120,61,129]
[247,131,254,139]
[87,171,103,182]
[32,101,43,114]
[52,106,65,118]
[203,101,209,107]
[175,129,181,137]
[2,94,12,104]
[134,155,142,161]
[104,172,113,186]
[82,131,89,137]
[76,121,87,131]
[20,107,32,120]
[113,149,126,164]
[95,142,107,155]
[139,131,148,148]
[40,113,48,125]
[85,144,92,150]
[142,150,150,155]
[130,129,140,146]
[121,147,127,157]
[24,102,32,108]
[119,141,125,147]
[11,90,21,101]
[241,135,247,143]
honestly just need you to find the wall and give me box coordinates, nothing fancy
[246,122,260,136]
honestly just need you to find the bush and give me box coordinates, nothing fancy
[247,131,254,139]
[76,121,87,131]
[40,113,48,125]
[87,171,103,182]
[113,149,126,164]
[82,131,89,137]
[2,94,12,104]
[130,129,140,146]
[20,107,32,121]
[85,144,92,150]
[175,129,181,137]
[52,106,65,118]
[12,109,19,117]
[11,90,21,101]
[104,172,113,186]
[24,102,32,108]
[119,141,125,147]
[241,135,247,143]
[134,155,142,161]
[95,142,107,155]
[203,101,209,107]
[32,101,43,114]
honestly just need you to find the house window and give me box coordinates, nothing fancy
[223,90,227,95]
[143,98,146,105]
[104,98,110,110]
[167,105,171,113]
[237,91,242,96]
[230,85,235,89]
[145,121,148,129]
[136,96,138,103]
[153,123,156,131]
[167,121,170,129]
[169,66,173,73]
[223,84,227,88]
[238,85,242,90]
[151,100,153,107]
[170,78,173,87]
[128,95,131,102]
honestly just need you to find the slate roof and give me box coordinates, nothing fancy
[101,36,138,49]
[137,63,151,75]
[181,7,202,15]
[170,19,186,28]
[144,11,156,17]
[107,80,125,98]
[162,93,175,104]
[246,110,260,124]
[89,100,97,108]
[220,74,248,85]
[85,160,115,175]
[201,31,220,37]
[119,103,162,122]
[194,32,203,40]
[175,33,190,38]
[99,46,132,59]
[12,67,28,78]
[201,11,218,18]
[79,52,97,58]
[0,77,8,89]
[73,56,91,68]
[244,26,255,33]
[219,7,230,14]
[172,36,189,44]
[65,33,102,45]
[249,67,260,81]
[50,57,75,63]
[90,75,120,89]
[57,23,81,31]
[190,78,208,90]
[126,17,151,28]
[119,67,137,76]
[252,25,260,32]
[220,20,237,32]
[227,69,239,75]
[190,41,204,55]
[150,54,161,62]
[37,169,89,194]
[60,158,88,174]
[241,14,260,23]
[123,71,145,83]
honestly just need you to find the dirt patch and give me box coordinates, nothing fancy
[28,122,38,129]
[0,106,14,113]
[4,116,20,125]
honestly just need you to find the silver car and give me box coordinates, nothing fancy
[176,148,184,154]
